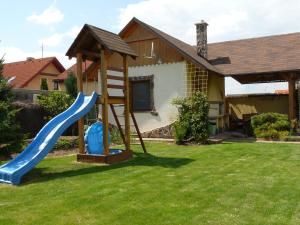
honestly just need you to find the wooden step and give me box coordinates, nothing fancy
[97,96,125,104]
[107,84,124,90]
[107,75,124,81]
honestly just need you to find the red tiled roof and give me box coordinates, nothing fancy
[208,32,300,76]
[275,89,289,94]
[3,57,65,88]
[55,61,93,81]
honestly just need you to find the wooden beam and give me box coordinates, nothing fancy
[110,104,126,145]
[288,77,296,120]
[76,53,84,154]
[96,96,125,105]
[123,55,130,151]
[126,37,157,44]
[130,111,147,153]
[77,53,83,92]
[107,84,125,90]
[107,75,124,81]
[40,72,59,76]
[101,49,109,155]
[108,97,125,104]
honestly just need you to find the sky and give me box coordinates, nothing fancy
[1,0,300,94]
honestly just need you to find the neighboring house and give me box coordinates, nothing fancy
[55,61,122,94]
[3,57,65,91]
[54,61,93,91]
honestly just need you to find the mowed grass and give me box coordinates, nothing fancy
[1,142,300,225]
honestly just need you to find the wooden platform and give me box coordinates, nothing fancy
[77,150,133,164]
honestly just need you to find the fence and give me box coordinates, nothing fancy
[12,89,49,103]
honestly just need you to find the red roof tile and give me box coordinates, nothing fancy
[275,89,289,94]
[3,57,65,88]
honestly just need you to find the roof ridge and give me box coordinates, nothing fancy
[209,32,300,45]
[86,23,119,36]
[4,57,55,65]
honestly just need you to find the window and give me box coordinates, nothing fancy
[53,81,59,90]
[40,78,48,90]
[130,75,154,112]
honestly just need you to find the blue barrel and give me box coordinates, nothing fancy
[84,122,110,155]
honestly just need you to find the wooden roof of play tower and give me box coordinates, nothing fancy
[66,24,137,61]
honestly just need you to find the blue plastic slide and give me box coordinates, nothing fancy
[0,92,98,185]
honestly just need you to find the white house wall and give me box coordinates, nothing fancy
[94,62,186,133]
[128,62,186,132]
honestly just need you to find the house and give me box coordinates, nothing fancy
[61,18,300,137]
[62,18,226,137]
[2,57,65,91]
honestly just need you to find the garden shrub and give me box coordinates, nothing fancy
[251,112,290,139]
[53,138,78,150]
[0,58,24,154]
[64,72,77,98]
[110,127,123,145]
[172,91,209,144]
[37,91,75,119]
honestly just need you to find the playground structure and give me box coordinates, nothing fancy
[0,24,146,185]
[66,24,146,164]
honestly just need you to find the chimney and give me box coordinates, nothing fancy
[195,20,208,58]
[26,57,35,61]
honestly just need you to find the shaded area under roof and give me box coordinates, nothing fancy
[208,32,300,83]
[66,24,137,61]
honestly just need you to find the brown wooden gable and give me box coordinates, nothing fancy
[108,20,185,68]
[118,18,221,73]
[123,23,156,42]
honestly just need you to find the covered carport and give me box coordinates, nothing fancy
[208,32,300,120]
[228,71,300,119]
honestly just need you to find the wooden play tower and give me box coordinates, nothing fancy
[66,24,146,164]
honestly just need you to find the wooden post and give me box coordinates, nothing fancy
[100,49,109,155]
[76,53,85,154]
[123,55,130,151]
[288,78,296,120]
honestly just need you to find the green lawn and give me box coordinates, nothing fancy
[1,142,300,225]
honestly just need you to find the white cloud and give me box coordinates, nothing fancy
[0,46,75,68]
[39,26,81,47]
[117,0,300,94]
[27,5,64,25]
[117,0,300,43]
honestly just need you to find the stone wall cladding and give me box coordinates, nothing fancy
[141,124,174,138]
